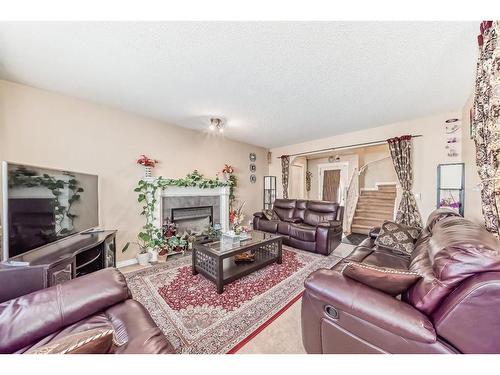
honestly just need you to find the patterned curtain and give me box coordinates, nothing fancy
[472,21,500,237]
[387,135,423,229]
[280,155,290,199]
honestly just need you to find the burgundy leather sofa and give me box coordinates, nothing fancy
[0,268,175,354]
[253,199,344,255]
[301,209,500,353]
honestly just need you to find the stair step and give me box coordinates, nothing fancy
[354,209,393,219]
[377,184,397,191]
[360,191,396,198]
[353,216,387,227]
[351,224,373,235]
[357,201,395,209]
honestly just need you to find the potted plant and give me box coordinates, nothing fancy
[122,239,149,266]
[122,177,166,265]
[167,235,188,253]
[122,229,167,265]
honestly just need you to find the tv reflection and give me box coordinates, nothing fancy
[7,165,94,257]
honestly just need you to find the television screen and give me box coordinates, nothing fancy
[2,162,99,259]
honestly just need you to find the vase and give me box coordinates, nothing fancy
[149,248,159,263]
[144,166,152,178]
[137,252,150,266]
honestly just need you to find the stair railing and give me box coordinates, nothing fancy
[343,167,360,235]
[343,156,393,234]
[358,156,390,175]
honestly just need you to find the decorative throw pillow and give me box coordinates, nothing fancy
[375,220,421,255]
[262,209,279,221]
[342,262,421,296]
[26,328,115,354]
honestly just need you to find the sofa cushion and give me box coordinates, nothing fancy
[303,201,339,226]
[405,216,500,315]
[342,262,421,297]
[26,327,115,354]
[259,220,279,233]
[273,199,296,221]
[0,268,129,354]
[286,237,317,252]
[105,299,175,354]
[375,221,421,255]
[293,200,307,221]
[362,248,411,269]
[277,221,291,235]
[262,209,279,221]
[289,223,316,242]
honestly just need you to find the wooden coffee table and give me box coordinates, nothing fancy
[192,230,283,293]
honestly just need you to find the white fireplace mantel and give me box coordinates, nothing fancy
[153,185,230,232]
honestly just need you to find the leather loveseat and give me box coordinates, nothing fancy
[0,268,175,354]
[253,199,344,255]
[301,208,500,353]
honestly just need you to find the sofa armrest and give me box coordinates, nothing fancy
[253,212,265,218]
[304,269,436,343]
[369,227,381,239]
[317,220,342,228]
[0,268,130,353]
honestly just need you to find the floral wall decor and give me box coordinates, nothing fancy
[387,135,423,229]
[306,170,313,192]
[472,21,500,237]
[280,155,290,199]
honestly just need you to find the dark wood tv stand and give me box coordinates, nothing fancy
[0,230,116,303]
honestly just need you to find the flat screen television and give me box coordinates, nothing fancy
[2,161,99,261]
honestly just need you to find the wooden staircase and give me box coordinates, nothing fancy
[351,184,396,235]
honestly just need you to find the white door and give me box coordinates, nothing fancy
[289,164,305,199]
[318,162,349,204]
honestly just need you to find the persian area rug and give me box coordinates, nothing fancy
[124,246,342,354]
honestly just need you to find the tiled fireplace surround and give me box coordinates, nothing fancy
[154,186,230,234]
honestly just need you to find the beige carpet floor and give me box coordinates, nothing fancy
[120,242,355,354]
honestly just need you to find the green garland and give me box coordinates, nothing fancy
[156,170,232,189]
[157,170,237,208]
[123,170,236,254]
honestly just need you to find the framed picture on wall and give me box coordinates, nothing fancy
[437,163,465,216]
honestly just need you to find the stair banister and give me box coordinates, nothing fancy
[343,167,360,234]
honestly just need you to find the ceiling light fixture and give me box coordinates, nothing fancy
[209,118,224,133]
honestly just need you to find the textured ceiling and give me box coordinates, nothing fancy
[0,22,478,148]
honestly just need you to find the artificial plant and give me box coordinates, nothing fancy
[123,169,237,255]
[122,178,166,254]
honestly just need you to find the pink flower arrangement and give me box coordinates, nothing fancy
[137,155,159,168]
[222,164,234,174]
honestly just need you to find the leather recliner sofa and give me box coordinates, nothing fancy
[253,199,344,255]
[0,268,175,354]
[301,208,500,353]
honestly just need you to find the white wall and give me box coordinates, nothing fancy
[0,80,269,262]
[307,154,358,201]
[270,111,481,224]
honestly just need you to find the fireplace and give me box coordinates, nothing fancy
[171,206,213,234]
[155,186,229,234]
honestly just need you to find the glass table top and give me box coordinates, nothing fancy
[197,230,281,255]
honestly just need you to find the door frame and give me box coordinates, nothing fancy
[318,162,349,204]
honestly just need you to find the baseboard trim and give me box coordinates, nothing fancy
[117,258,138,268]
